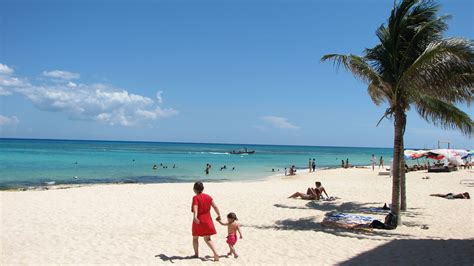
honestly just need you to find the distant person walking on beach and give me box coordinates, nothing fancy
[217,212,243,258]
[191,182,221,261]
[308,158,312,172]
[371,154,376,171]
[379,156,384,169]
[341,160,345,168]
[312,159,316,172]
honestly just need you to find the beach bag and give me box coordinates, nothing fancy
[369,220,387,229]
[370,213,397,230]
[384,212,397,229]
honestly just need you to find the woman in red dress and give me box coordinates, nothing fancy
[191,182,221,261]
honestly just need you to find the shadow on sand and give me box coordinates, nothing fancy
[155,254,201,263]
[276,200,421,215]
[155,254,228,263]
[340,239,474,265]
[246,216,412,240]
[275,200,424,223]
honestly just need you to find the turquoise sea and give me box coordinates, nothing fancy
[0,138,394,189]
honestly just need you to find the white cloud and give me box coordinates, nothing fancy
[0,115,19,126]
[0,87,12,96]
[0,75,28,87]
[156,90,163,104]
[0,63,178,126]
[43,70,80,80]
[0,63,14,75]
[0,64,30,96]
[260,116,299,129]
[67,81,77,87]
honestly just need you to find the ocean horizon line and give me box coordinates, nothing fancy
[0,137,396,150]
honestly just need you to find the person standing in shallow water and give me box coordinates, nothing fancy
[191,182,221,261]
[371,154,376,171]
[308,158,312,172]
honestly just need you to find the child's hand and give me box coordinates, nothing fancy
[193,217,200,224]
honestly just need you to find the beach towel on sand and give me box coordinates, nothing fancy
[322,196,339,202]
[359,207,390,214]
[321,212,374,230]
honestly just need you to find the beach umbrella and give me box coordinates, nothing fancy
[426,149,465,166]
[461,150,474,159]
[459,150,474,159]
[404,150,416,159]
[404,150,427,160]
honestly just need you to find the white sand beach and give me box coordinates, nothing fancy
[1,167,473,265]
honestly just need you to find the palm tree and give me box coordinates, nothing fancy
[321,0,473,223]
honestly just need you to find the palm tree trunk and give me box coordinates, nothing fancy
[391,109,404,225]
[400,137,407,211]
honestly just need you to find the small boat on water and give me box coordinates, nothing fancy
[230,148,255,155]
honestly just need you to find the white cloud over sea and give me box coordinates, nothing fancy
[0,63,178,126]
[0,115,19,126]
[260,116,299,130]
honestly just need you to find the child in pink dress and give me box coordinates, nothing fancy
[217,212,243,258]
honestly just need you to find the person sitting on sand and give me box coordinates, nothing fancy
[290,182,329,200]
[430,192,470,199]
[288,166,296,176]
[288,191,318,200]
[307,181,329,199]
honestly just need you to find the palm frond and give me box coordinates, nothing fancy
[400,15,450,70]
[413,94,473,136]
[321,54,390,105]
[398,38,473,104]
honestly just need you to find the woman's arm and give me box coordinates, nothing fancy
[192,205,200,224]
[211,200,221,220]
[322,188,329,198]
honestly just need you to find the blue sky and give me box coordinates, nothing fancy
[0,0,472,148]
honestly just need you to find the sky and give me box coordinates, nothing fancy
[0,0,472,148]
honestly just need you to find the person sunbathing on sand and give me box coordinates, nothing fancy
[289,181,329,200]
[306,181,328,199]
[288,191,318,200]
[430,192,470,199]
